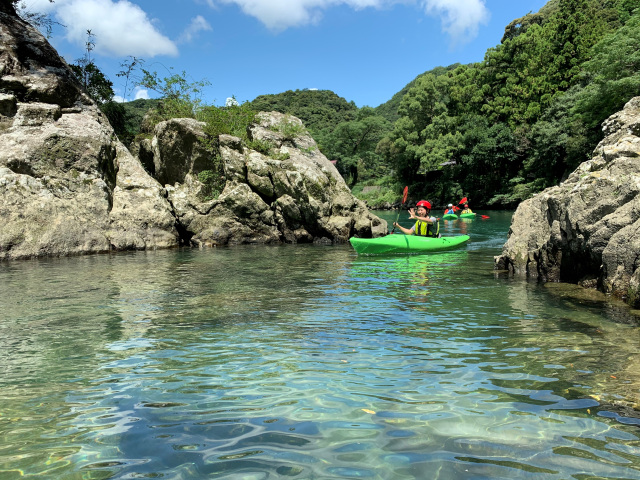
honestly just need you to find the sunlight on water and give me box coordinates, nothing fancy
[1,211,640,479]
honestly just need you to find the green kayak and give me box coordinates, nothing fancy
[460,213,476,219]
[349,234,470,255]
[442,214,458,220]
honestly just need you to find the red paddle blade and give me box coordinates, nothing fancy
[481,215,490,219]
[459,197,467,205]
[402,186,408,204]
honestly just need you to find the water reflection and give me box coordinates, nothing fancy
[1,215,640,479]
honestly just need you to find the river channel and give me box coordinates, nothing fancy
[1,210,640,479]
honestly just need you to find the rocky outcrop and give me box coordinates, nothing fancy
[0,7,180,260]
[140,112,386,246]
[0,8,384,260]
[495,97,640,307]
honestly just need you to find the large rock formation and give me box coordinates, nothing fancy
[0,5,384,260]
[495,97,640,307]
[138,113,385,247]
[0,4,179,259]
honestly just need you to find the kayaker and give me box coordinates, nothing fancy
[393,200,440,237]
[444,203,456,215]
[461,203,473,214]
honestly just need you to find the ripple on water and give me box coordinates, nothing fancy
[2,230,640,479]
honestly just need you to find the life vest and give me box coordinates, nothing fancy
[462,208,473,214]
[414,218,439,238]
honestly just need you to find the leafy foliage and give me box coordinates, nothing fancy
[69,62,114,104]
[319,107,391,186]
[43,0,640,209]
[248,89,358,137]
[198,164,225,201]
[139,68,211,124]
[377,1,640,207]
[197,103,256,141]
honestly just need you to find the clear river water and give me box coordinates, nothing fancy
[2,210,640,479]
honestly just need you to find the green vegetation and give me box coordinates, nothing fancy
[248,89,358,136]
[198,163,224,201]
[378,0,640,207]
[267,114,308,140]
[27,0,640,209]
[245,0,640,208]
[350,176,404,208]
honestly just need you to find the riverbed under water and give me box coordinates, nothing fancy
[2,210,640,479]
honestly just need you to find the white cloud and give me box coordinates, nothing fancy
[421,0,490,45]
[20,0,58,13]
[210,0,395,31]
[113,88,149,102]
[51,0,178,57]
[178,15,213,44]
[209,0,488,43]
[134,88,150,100]
[195,0,217,8]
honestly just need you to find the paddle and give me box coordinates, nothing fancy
[390,186,409,234]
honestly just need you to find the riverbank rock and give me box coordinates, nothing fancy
[0,5,180,260]
[0,6,384,260]
[138,112,386,246]
[495,96,640,307]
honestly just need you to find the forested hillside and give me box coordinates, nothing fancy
[248,90,392,186]
[379,0,640,207]
[40,0,640,209]
[248,89,358,134]
[244,0,640,208]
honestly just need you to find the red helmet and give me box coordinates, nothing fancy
[416,200,431,209]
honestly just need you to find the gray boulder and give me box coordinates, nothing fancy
[0,7,179,259]
[143,112,386,246]
[0,6,384,260]
[495,96,640,307]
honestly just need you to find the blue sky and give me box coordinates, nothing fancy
[23,0,549,107]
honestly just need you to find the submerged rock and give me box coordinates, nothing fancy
[495,97,640,308]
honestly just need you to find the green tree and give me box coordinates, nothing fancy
[525,10,640,187]
[381,69,469,190]
[572,11,640,131]
[248,89,358,137]
[69,62,114,104]
[139,68,211,124]
[320,107,391,185]
[457,116,519,205]
[69,30,114,104]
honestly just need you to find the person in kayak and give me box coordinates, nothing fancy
[393,200,440,237]
[444,203,456,215]
[461,203,473,214]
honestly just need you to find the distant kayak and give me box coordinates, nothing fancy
[349,234,470,255]
[460,213,476,219]
[442,214,458,220]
